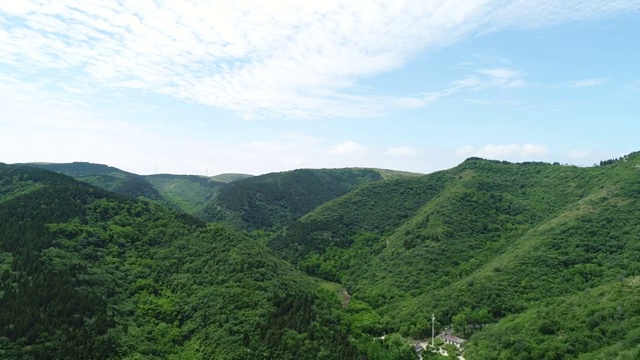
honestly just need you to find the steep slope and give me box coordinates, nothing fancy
[0,164,376,359]
[268,152,640,357]
[200,168,386,230]
[464,277,640,359]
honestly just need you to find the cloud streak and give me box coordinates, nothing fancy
[1,0,638,118]
[568,77,609,88]
[327,141,368,156]
[384,146,422,157]
[458,143,549,159]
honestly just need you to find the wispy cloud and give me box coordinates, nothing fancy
[1,1,637,118]
[384,146,422,157]
[568,77,609,88]
[458,143,549,159]
[567,149,591,159]
[388,67,526,108]
[476,68,527,88]
[0,80,382,174]
[327,141,368,156]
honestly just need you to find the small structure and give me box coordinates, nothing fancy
[437,332,466,348]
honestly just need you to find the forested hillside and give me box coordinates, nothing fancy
[464,277,640,359]
[199,168,386,230]
[24,162,163,201]
[23,163,227,215]
[269,152,640,358]
[22,163,404,230]
[144,174,226,214]
[0,164,414,359]
[10,153,640,359]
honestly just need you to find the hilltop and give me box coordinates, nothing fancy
[209,173,254,183]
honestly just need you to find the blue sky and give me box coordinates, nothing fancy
[1,1,639,175]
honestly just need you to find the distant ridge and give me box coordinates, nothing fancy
[15,162,402,228]
[208,173,253,183]
[21,162,163,200]
[200,168,387,230]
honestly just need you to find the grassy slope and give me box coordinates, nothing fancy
[372,168,424,180]
[144,174,225,214]
[268,152,640,357]
[209,173,254,183]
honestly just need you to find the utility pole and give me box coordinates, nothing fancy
[431,313,435,347]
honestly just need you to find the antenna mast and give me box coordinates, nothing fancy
[431,313,435,347]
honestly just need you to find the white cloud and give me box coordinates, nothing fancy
[567,150,591,159]
[384,146,422,157]
[327,141,368,156]
[0,0,637,118]
[456,145,477,157]
[568,77,609,88]
[474,67,528,88]
[0,75,435,175]
[457,143,549,159]
[485,0,639,29]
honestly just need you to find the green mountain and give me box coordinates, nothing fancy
[465,277,640,359]
[1,164,408,359]
[209,173,254,183]
[21,163,226,216]
[23,162,164,201]
[14,153,640,358]
[144,174,226,214]
[21,164,405,231]
[200,168,390,230]
[268,153,640,358]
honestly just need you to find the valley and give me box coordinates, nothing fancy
[2,153,640,359]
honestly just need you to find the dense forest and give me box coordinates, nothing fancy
[269,153,640,358]
[22,162,165,201]
[6,152,640,359]
[24,163,410,230]
[0,164,411,359]
[200,168,384,230]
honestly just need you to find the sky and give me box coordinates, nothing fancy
[1,1,639,176]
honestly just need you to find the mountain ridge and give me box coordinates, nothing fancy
[20,162,419,230]
[6,152,640,358]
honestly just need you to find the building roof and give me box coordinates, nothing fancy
[438,333,466,345]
